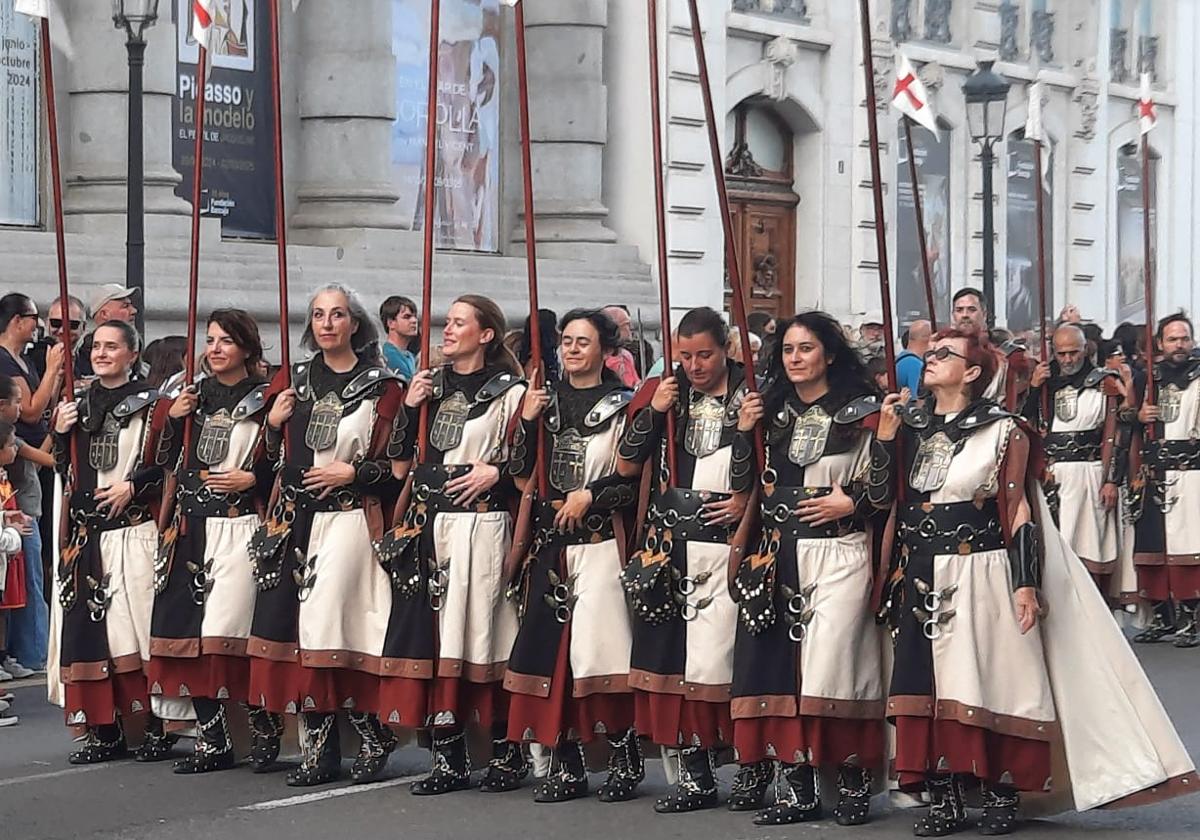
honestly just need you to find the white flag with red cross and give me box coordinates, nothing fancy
[14,0,49,18]
[192,0,219,51]
[891,51,939,135]
[1139,73,1158,135]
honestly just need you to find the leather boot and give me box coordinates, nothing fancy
[173,698,235,774]
[1173,601,1199,648]
[833,763,873,826]
[754,762,823,825]
[596,728,644,803]
[245,705,284,773]
[654,745,718,813]
[533,739,589,803]
[1133,601,1176,643]
[68,723,128,765]
[978,781,1020,835]
[727,760,774,811]
[914,774,969,837]
[348,712,396,784]
[135,715,179,762]
[479,722,529,793]
[410,727,472,795]
[285,712,341,787]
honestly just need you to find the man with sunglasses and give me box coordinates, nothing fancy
[1023,323,1123,598]
[1129,312,1200,647]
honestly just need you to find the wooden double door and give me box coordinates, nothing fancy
[727,191,798,323]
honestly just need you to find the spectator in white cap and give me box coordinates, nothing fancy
[76,285,140,378]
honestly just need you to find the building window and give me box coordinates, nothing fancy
[731,0,809,22]
[1031,5,1055,64]
[1115,142,1157,322]
[999,1,1020,62]
[726,104,794,183]
[923,0,952,43]
[891,0,953,46]
[895,119,951,327]
[1005,132,1053,333]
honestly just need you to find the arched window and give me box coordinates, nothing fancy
[726,103,794,185]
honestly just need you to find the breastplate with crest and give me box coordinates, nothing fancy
[430,390,471,452]
[306,391,345,452]
[684,393,726,459]
[787,404,833,467]
[89,414,122,472]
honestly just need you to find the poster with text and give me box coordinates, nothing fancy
[895,122,950,328]
[1005,139,1053,334]
[1,1,38,226]
[393,0,501,252]
[1116,150,1157,324]
[172,0,275,238]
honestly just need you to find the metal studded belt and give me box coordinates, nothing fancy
[898,500,1004,556]
[1146,439,1200,472]
[177,470,251,518]
[646,487,733,544]
[411,463,504,515]
[279,465,362,513]
[532,500,615,550]
[759,485,860,540]
[1044,429,1103,463]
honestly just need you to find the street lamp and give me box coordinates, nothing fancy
[962,60,1011,328]
[111,0,160,339]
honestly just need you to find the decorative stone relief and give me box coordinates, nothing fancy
[1138,35,1159,83]
[872,52,895,113]
[765,36,800,102]
[1072,76,1100,142]
[1031,11,1055,64]
[891,0,912,42]
[732,0,808,20]
[1110,28,1129,83]
[918,60,945,93]
[726,142,764,178]
[924,0,952,44]
[999,2,1019,62]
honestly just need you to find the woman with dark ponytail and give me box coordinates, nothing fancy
[379,294,527,795]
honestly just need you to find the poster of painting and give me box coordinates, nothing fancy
[895,121,951,327]
[1005,139,1053,334]
[1116,148,1157,323]
[0,1,38,226]
[172,0,275,238]
[393,0,501,252]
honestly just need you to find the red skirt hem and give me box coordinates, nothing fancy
[893,715,1053,792]
[732,714,885,767]
[633,690,731,748]
[1136,566,1200,602]
[64,671,149,727]
[247,659,379,714]
[146,654,249,703]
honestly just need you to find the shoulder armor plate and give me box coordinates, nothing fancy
[956,402,1015,430]
[342,366,402,401]
[1189,355,1200,381]
[545,390,562,434]
[159,371,192,401]
[477,371,524,403]
[113,388,160,418]
[999,339,1025,358]
[585,389,633,428]
[431,365,446,399]
[292,360,314,401]
[1082,367,1119,389]
[834,394,882,425]
[900,404,930,429]
[232,383,270,421]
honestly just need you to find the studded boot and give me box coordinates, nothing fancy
[597,727,645,803]
[285,712,342,787]
[728,760,774,811]
[135,715,179,762]
[914,774,969,837]
[833,763,873,826]
[979,781,1020,835]
[533,739,589,803]
[348,712,396,784]
[754,762,823,825]
[1173,601,1199,648]
[479,723,529,793]
[654,745,719,813]
[245,705,284,773]
[173,698,235,774]
[1133,601,1176,643]
[411,727,472,795]
[68,723,128,765]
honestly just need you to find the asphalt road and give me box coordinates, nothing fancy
[2,641,1198,840]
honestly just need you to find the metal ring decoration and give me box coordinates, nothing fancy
[298,585,312,603]
[282,506,297,524]
[954,523,976,543]
[661,509,680,528]
[787,594,806,615]
[681,602,700,622]
[645,533,659,552]
[761,467,778,486]
[585,513,606,532]
[415,484,431,502]
[414,510,428,528]
[772,504,791,524]
[429,593,444,612]
[788,622,806,643]
[922,619,943,641]
[917,516,938,539]
[660,538,674,556]
[924,591,943,612]
[552,583,572,604]
[554,604,573,624]
[679,577,697,596]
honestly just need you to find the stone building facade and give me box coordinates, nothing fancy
[0,0,1197,355]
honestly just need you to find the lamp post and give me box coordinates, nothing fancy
[962,60,1011,328]
[111,0,160,339]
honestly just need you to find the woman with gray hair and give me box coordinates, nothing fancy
[245,284,404,787]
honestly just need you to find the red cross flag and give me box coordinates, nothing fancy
[14,0,49,18]
[891,51,939,135]
[193,0,218,51]
[1138,73,1158,135]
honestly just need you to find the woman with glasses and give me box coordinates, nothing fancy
[503,309,639,803]
[245,284,404,787]
[729,311,888,826]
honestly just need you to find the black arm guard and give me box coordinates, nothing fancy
[1008,521,1041,590]
[354,459,395,491]
[386,404,419,461]
[617,406,664,463]
[587,473,637,511]
[155,416,184,468]
[508,418,537,478]
[264,424,284,463]
[730,430,755,494]
[52,431,71,476]
[865,439,894,509]
[131,465,164,500]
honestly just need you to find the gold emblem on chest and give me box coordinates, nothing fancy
[910,431,956,493]
[787,406,832,467]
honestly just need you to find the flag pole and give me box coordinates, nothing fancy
[857,0,898,391]
[180,44,209,470]
[267,0,290,379]
[416,0,442,464]
[512,0,547,493]
[1141,131,1156,434]
[901,116,937,331]
[36,16,77,472]
[683,0,763,468]
[1032,136,1051,424]
[647,0,678,483]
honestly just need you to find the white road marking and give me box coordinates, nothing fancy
[0,763,111,788]
[239,774,425,811]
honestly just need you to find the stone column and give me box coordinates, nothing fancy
[289,0,403,239]
[521,0,617,251]
[61,0,188,234]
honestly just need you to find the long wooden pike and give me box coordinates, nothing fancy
[416,0,442,463]
[181,43,210,465]
[1033,137,1050,424]
[646,0,678,483]
[25,10,79,474]
[683,0,763,467]
[857,0,898,391]
[1140,131,1156,436]
[267,0,290,377]
[901,116,938,330]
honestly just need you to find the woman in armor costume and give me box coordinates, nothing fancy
[728,311,888,826]
[615,307,753,813]
[146,310,274,773]
[878,328,1050,836]
[378,295,526,795]
[246,284,404,787]
[53,321,174,763]
[503,308,641,803]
